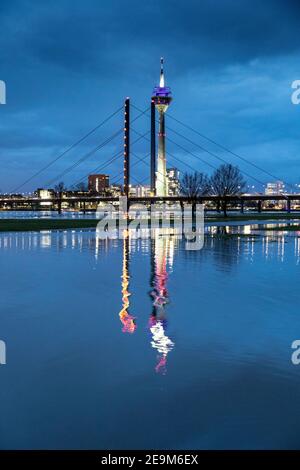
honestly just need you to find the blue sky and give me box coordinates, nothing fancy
[1,0,300,192]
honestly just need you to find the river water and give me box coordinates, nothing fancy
[0,226,300,449]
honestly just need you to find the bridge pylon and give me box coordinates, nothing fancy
[123,98,130,197]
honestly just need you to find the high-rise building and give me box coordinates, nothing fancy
[167,168,180,196]
[265,181,285,196]
[109,184,122,197]
[36,188,55,207]
[152,58,172,197]
[88,174,109,193]
[36,188,55,199]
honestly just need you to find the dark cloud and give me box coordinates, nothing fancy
[7,0,300,73]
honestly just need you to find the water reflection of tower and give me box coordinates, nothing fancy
[149,231,174,374]
[119,231,136,334]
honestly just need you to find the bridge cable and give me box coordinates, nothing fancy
[131,104,268,187]
[44,129,123,187]
[132,104,294,194]
[131,128,211,174]
[70,130,150,189]
[167,112,295,191]
[11,105,123,193]
[111,152,150,184]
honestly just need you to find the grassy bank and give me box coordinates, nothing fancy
[206,213,300,223]
[0,213,300,232]
[0,219,99,232]
[254,224,300,231]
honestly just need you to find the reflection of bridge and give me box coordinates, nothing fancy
[119,229,175,374]
[2,194,300,213]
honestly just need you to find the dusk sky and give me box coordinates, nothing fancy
[1,0,300,192]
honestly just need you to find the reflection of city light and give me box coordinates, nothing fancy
[149,320,174,374]
[40,232,52,248]
[167,238,175,269]
[278,236,285,262]
[295,237,300,262]
[119,231,136,334]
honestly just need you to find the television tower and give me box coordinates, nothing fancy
[152,58,172,197]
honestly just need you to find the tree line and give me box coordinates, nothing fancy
[180,163,246,216]
[53,163,246,218]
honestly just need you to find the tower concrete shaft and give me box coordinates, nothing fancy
[156,110,168,197]
[150,100,156,195]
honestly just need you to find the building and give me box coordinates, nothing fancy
[36,188,55,207]
[167,168,180,196]
[152,58,172,197]
[265,181,285,196]
[129,185,152,198]
[109,184,122,197]
[64,189,88,197]
[88,174,109,193]
[36,188,55,199]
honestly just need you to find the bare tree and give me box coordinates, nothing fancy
[210,164,246,216]
[73,182,87,192]
[53,182,66,214]
[180,171,210,201]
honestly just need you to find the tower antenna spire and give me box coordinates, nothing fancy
[160,57,165,88]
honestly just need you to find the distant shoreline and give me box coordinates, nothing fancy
[0,213,300,233]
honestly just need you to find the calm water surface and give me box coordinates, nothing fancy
[1,228,300,449]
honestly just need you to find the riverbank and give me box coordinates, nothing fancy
[0,219,99,232]
[254,224,300,231]
[0,213,300,232]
